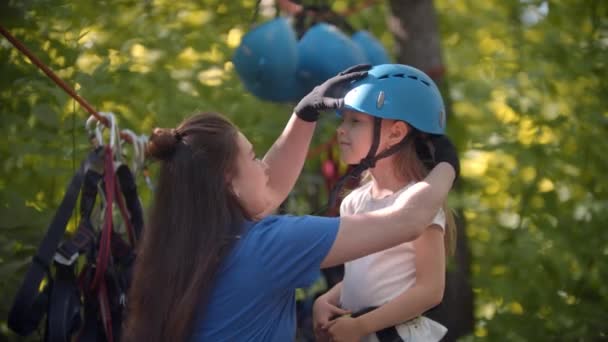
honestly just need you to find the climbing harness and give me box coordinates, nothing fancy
[1,25,148,341]
[8,140,144,341]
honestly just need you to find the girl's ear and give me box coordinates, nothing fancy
[389,121,409,144]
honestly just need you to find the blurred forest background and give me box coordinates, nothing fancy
[1,0,607,341]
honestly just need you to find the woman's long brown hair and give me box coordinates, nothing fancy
[123,113,244,342]
[393,130,457,257]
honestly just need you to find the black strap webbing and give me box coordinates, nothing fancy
[116,164,144,241]
[8,149,102,336]
[351,307,404,342]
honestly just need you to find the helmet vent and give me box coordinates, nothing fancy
[404,74,432,87]
[376,72,433,87]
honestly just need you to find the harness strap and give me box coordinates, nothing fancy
[116,163,143,246]
[351,307,404,342]
[115,177,136,246]
[47,264,82,341]
[7,149,101,336]
[115,164,143,246]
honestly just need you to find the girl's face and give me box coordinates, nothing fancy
[337,109,407,165]
[230,132,272,219]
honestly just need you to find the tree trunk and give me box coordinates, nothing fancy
[387,1,475,340]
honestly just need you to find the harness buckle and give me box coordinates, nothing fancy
[53,251,79,266]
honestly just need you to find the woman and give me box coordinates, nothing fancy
[123,65,459,341]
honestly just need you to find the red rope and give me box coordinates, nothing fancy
[0,25,134,142]
[90,147,114,290]
[90,146,115,342]
[0,25,105,124]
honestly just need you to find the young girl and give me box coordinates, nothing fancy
[313,64,455,342]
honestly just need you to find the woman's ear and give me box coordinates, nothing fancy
[232,187,241,198]
[225,173,240,198]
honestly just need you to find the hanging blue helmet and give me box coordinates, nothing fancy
[243,74,307,102]
[342,64,446,134]
[351,31,392,66]
[232,17,299,102]
[297,23,369,91]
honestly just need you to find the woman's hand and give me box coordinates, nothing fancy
[313,295,349,342]
[428,135,460,183]
[294,64,371,122]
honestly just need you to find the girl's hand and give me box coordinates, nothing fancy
[325,316,366,342]
[312,296,349,342]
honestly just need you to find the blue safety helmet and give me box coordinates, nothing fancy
[297,23,369,91]
[244,74,307,102]
[342,64,446,134]
[351,31,392,66]
[232,17,299,102]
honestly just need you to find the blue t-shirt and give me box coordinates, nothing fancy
[190,215,340,341]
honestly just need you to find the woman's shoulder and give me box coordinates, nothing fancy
[250,215,297,230]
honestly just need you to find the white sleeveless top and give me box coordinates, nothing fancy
[339,181,447,342]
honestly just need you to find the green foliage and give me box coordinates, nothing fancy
[438,0,608,340]
[0,1,295,339]
[0,0,606,341]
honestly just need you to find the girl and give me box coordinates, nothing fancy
[122,65,458,342]
[314,64,455,342]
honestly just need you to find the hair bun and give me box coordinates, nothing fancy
[147,127,180,160]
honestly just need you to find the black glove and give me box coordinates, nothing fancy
[428,135,460,183]
[294,64,371,122]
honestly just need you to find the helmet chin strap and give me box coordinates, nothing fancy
[326,117,416,210]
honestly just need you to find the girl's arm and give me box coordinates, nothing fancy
[355,225,446,334]
[313,282,346,336]
[319,281,343,305]
[261,114,316,213]
[321,162,454,268]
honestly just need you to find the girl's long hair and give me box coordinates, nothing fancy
[123,112,244,342]
[393,129,457,257]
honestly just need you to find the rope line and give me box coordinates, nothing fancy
[0,25,135,143]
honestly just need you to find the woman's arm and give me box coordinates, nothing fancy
[321,162,454,268]
[260,66,370,215]
[355,225,446,334]
[261,114,316,213]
